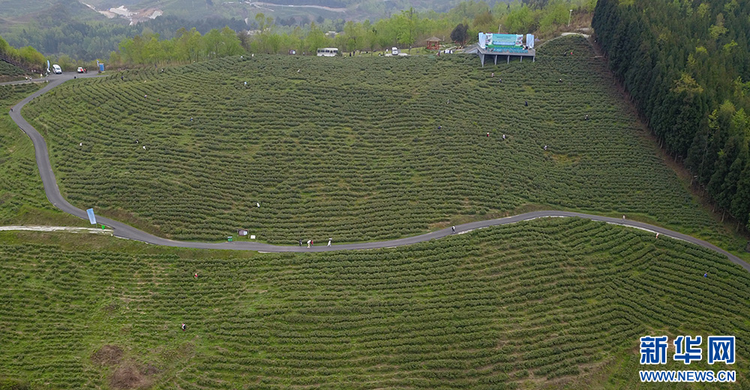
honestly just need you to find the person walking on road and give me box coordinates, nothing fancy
[307,240,311,248]
[452,226,456,233]
[328,238,332,247]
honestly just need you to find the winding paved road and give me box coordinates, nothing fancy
[7,74,750,272]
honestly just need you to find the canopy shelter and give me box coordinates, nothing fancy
[426,36,441,51]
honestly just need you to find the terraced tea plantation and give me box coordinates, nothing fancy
[0,60,27,82]
[24,36,720,243]
[0,83,79,225]
[0,218,747,389]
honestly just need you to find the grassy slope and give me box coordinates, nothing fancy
[0,60,29,82]
[0,218,747,389]
[0,83,86,226]
[20,36,747,253]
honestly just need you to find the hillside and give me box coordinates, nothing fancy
[0,83,85,226]
[0,60,28,82]
[593,0,750,230]
[0,217,748,389]
[22,36,738,247]
[1,0,467,26]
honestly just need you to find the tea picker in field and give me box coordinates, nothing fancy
[181,323,186,331]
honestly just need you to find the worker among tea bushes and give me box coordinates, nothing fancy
[181,323,186,331]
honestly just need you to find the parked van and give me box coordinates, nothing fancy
[391,47,399,55]
[316,48,339,57]
[52,64,62,74]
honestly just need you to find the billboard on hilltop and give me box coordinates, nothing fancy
[478,33,524,49]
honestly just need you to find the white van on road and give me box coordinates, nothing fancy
[52,64,62,74]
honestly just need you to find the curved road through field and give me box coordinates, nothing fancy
[8,74,750,272]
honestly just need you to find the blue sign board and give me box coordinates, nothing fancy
[86,208,97,225]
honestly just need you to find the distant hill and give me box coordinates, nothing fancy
[1,0,497,26]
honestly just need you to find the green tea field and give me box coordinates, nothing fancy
[0,218,747,389]
[0,83,83,226]
[22,36,724,245]
[0,60,27,82]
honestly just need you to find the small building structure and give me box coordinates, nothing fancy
[426,36,441,51]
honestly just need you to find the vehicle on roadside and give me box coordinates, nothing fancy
[52,64,62,74]
[77,67,84,73]
[316,48,339,57]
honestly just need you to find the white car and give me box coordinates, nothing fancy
[52,64,62,74]
[77,67,84,73]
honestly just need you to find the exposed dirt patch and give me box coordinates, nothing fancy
[92,345,124,366]
[110,361,153,390]
[103,302,120,314]
[545,151,581,165]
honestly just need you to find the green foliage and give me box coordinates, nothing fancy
[1,16,249,62]
[0,84,81,226]
[0,378,29,390]
[451,23,469,46]
[593,0,750,229]
[539,1,572,33]
[0,35,45,73]
[505,5,538,33]
[116,26,244,65]
[22,36,727,245]
[0,61,27,82]
[0,218,748,388]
